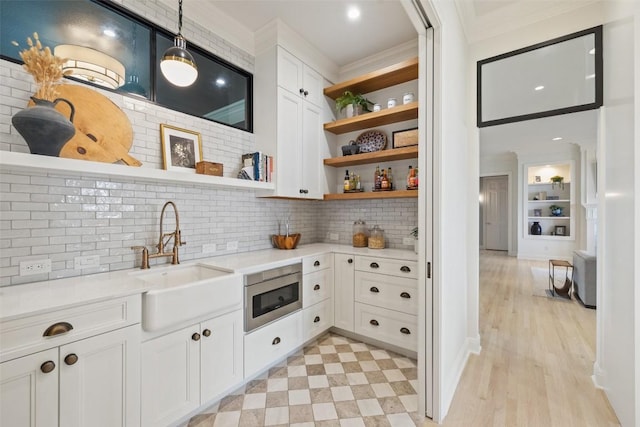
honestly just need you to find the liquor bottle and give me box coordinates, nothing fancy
[406,166,413,188]
[349,171,356,190]
[387,167,393,190]
[356,175,361,190]
[381,169,390,190]
[344,170,350,191]
[415,167,419,188]
[374,166,381,190]
[408,166,417,189]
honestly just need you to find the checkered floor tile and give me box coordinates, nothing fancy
[183,332,421,427]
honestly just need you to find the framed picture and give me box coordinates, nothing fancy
[392,128,418,148]
[160,124,203,172]
[533,209,542,217]
[555,225,567,236]
[535,175,541,183]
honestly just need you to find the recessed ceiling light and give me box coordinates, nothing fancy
[103,29,116,38]
[534,85,545,91]
[552,137,563,141]
[347,6,361,21]
[589,48,596,55]
[215,78,226,87]
[586,73,596,79]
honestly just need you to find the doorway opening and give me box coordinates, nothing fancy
[480,174,509,252]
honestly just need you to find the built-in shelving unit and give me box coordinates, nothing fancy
[525,163,573,238]
[322,57,419,200]
[0,151,275,191]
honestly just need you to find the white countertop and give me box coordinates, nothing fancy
[0,243,417,322]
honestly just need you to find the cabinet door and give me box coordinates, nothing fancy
[301,101,323,199]
[59,325,140,427]
[0,348,58,427]
[277,47,303,96]
[303,299,334,342]
[276,88,303,198]
[334,254,355,332]
[303,268,333,308]
[302,65,324,107]
[141,325,200,427]
[200,310,244,404]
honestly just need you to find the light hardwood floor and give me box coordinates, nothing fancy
[425,250,619,427]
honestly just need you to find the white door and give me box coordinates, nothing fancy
[141,325,200,427]
[333,253,355,331]
[59,325,140,427]
[200,310,244,404]
[0,348,58,427]
[483,176,508,251]
[276,88,303,198]
[276,47,303,96]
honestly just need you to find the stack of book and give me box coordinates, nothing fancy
[241,152,273,182]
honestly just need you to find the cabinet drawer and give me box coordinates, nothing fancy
[355,256,417,279]
[302,299,333,343]
[303,269,333,308]
[244,311,302,378]
[354,303,417,352]
[1,295,141,363]
[302,253,333,274]
[355,272,417,315]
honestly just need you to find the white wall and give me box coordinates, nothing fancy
[596,2,638,425]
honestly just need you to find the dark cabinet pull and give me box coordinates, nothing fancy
[314,316,320,323]
[370,287,380,293]
[40,360,56,374]
[370,262,379,269]
[202,329,211,337]
[192,333,201,341]
[400,266,411,273]
[400,327,411,335]
[313,284,320,291]
[272,337,281,345]
[348,258,353,264]
[299,88,305,94]
[369,319,379,326]
[43,321,73,337]
[400,292,411,299]
[314,260,320,267]
[304,90,309,96]
[64,353,78,366]
[300,189,305,194]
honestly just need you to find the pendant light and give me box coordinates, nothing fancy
[160,0,197,87]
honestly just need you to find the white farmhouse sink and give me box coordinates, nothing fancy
[134,264,243,332]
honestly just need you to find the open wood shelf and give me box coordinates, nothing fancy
[324,146,418,167]
[323,102,418,135]
[323,57,419,100]
[323,190,418,200]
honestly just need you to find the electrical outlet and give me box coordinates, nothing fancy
[226,241,238,251]
[329,233,339,241]
[74,255,100,270]
[20,259,52,276]
[403,237,416,246]
[202,243,216,254]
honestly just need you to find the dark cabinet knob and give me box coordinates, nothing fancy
[313,284,320,291]
[299,88,305,94]
[400,327,411,335]
[272,337,281,345]
[369,319,379,326]
[314,260,320,267]
[202,329,211,337]
[192,333,201,341]
[314,316,320,323]
[370,262,379,269]
[304,90,309,96]
[400,292,411,299]
[400,266,411,273]
[370,287,380,293]
[300,189,305,194]
[64,353,78,366]
[347,258,353,264]
[40,360,55,374]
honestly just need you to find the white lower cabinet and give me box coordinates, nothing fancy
[244,311,302,379]
[333,253,355,331]
[354,303,417,351]
[303,299,333,342]
[141,309,243,427]
[0,325,140,427]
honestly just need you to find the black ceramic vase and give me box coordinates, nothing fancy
[531,221,542,235]
[11,97,76,156]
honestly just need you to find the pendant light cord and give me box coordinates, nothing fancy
[178,0,183,36]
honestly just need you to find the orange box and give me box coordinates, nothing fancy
[195,161,223,176]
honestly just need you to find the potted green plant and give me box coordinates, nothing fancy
[549,205,563,216]
[335,90,372,118]
[550,175,564,189]
[410,227,418,253]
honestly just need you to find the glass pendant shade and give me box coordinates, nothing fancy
[161,35,197,87]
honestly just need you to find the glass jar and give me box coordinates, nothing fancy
[403,92,414,104]
[373,103,381,112]
[387,98,397,108]
[352,220,368,247]
[368,225,385,249]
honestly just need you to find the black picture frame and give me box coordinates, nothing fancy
[392,127,418,149]
[477,26,603,128]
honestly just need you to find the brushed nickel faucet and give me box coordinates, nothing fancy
[131,201,186,269]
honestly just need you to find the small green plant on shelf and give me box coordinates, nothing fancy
[335,91,373,117]
[550,175,564,189]
[410,227,418,238]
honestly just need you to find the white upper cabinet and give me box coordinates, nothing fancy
[278,48,324,107]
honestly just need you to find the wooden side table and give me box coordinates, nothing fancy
[549,259,573,297]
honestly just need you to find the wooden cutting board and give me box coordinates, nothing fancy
[39,85,142,166]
